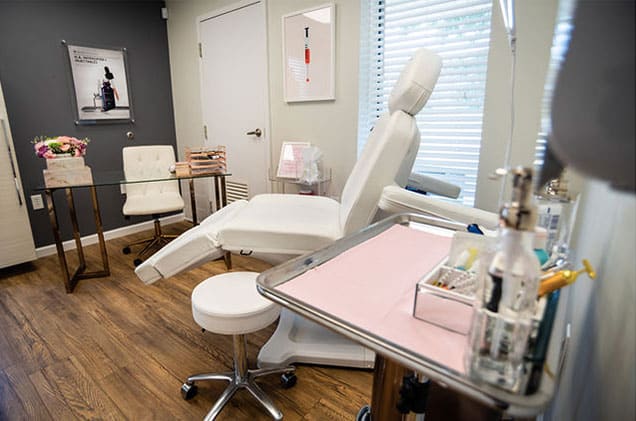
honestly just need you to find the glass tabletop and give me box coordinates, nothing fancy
[34,170,231,191]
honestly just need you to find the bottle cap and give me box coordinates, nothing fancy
[500,167,537,231]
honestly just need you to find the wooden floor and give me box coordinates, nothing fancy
[1,222,509,421]
[0,222,373,420]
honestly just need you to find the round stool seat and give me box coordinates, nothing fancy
[191,272,280,335]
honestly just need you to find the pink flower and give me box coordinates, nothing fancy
[33,135,90,158]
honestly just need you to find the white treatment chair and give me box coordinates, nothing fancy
[135,48,496,368]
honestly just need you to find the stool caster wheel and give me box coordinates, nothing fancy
[356,405,371,421]
[133,258,143,267]
[181,382,198,400]
[281,372,297,389]
[122,246,131,254]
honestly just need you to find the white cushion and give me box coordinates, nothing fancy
[191,272,280,335]
[123,190,184,215]
[388,48,442,116]
[122,145,184,215]
[379,184,499,230]
[219,194,342,255]
[339,111,419,235]
[135,200,248,284]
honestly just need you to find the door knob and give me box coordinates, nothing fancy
[246,128,262,137]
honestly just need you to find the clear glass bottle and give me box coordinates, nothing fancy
[535,172,579,262]
[466,167,541,392]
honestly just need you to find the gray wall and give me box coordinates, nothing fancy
[0,1,177,247]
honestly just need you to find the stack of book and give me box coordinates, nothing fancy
[180,146,227,176]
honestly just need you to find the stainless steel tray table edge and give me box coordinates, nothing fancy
[256,213,562,417]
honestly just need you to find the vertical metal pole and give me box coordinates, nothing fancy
[220,175,227,207]
[370,354,409,421]
[223,251,233,270]
[189,178,198,225]
[45,189,73,293]
[66,187,86,270]
[233,334,248,381]
[214,176,221,211]
[89,186,110,275]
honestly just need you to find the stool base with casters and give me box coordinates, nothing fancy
[181,334,295,420]
[122,217,178,266]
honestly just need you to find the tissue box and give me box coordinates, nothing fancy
[46,156,86,170]
[43,157,93,188]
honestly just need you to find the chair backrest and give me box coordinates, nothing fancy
[339,48,442,235]
[122,145,180,199]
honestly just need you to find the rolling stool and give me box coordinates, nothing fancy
[181,272,297,420]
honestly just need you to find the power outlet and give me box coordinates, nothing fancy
[30,194,44,210]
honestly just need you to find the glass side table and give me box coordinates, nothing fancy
[268,167,332,196]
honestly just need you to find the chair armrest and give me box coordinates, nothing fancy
[407,172,461,199]
[379,184,499,230]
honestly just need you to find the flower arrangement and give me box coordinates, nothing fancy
[33,136,90,158]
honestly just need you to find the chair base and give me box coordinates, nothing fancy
[122,218,178,265]
[183,334,295,420]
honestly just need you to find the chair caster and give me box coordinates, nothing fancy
[356,405,371,421]
[280,372,297,389]
[122,246,131,254]
[133,258,143,267]
[181,382,198,400]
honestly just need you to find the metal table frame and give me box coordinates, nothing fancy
[39,171,228,293]
[256,213,565,419]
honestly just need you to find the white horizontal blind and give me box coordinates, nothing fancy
[358,0,492,206]
[534,2,575,170]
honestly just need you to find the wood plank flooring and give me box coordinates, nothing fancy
[0,222,506,421]
[0,222,372,420]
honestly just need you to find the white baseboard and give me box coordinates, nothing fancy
[35,213,186,258]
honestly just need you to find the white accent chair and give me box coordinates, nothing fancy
[121,145,185,266]
[135,48,498,368]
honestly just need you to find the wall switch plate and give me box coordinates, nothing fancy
[30,194,44,210]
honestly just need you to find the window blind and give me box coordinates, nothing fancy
[358,0,493,206]
[534,4,575,170]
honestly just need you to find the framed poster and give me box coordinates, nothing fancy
[282,4,335,102]
[276,142,311,179]
[64,41,133,124]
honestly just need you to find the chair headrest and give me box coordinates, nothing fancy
[388,48,442,116]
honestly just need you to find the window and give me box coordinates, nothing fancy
[358,0,493,206]
[534,0,575,170]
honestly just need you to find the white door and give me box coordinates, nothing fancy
[199,1,269,200]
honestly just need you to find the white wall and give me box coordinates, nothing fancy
[476,0,559,212]
[545,178,636,420]
[267,0,360,197]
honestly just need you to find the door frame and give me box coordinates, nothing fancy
[196,0,272,195]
